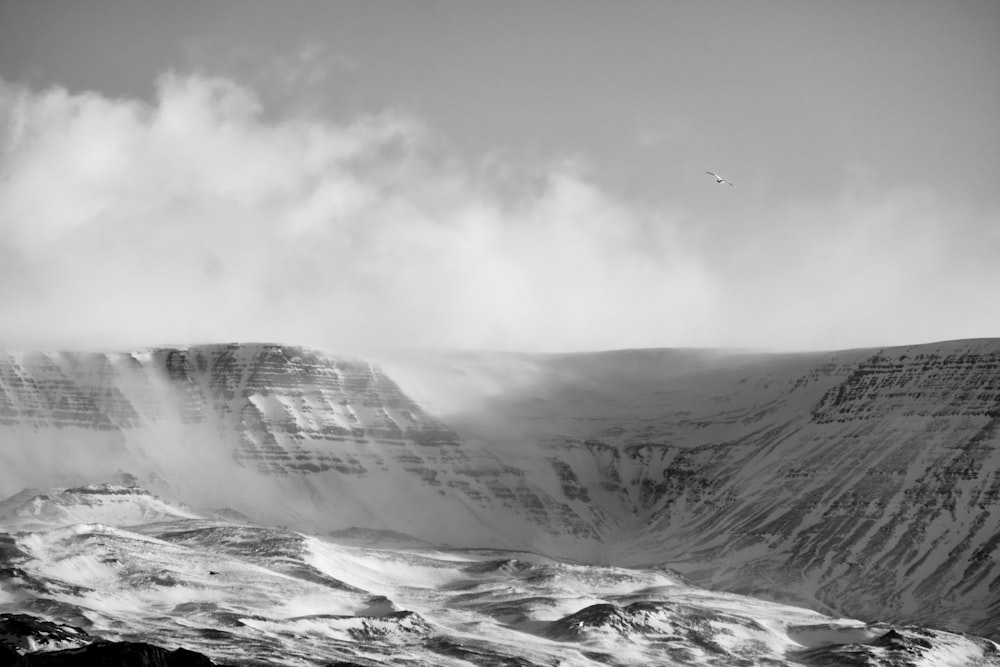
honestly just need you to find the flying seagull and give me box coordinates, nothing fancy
[706,171,734,187]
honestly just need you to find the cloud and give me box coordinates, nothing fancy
[0,73,997,354]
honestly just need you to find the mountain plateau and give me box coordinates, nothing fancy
[2,339,999,657]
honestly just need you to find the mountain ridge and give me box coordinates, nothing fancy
[2,338,1000,639]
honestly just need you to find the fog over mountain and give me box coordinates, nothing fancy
[2,338,1000,664]
[1,64,997,354]
[3,3,1000,664]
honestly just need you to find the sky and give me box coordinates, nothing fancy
[0,0,998,353]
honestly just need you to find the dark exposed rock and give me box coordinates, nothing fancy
[870,628,933,652]
[0,613,91,652]
[0,644,31,667]
[0,613,215,664]
[0,533,27,562]
[546,603,632,639]
[25,641,217,666]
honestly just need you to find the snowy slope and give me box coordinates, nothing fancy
[1,486,997,666]
[2,340,1000,639]
[0,483,201,532]
[381,341,1000,638]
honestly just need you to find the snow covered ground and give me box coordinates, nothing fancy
[4,340,1000,650]
[1,484,998,666]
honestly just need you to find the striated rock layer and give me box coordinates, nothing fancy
[0,343,602,552]
[2,339,1000,639]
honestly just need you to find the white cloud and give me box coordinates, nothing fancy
[0,73,997,354]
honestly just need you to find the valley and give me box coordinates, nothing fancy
[2,339,1000,663]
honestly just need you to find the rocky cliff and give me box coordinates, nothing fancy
[0,343,601,551]
[404,341,1000,639]
[2,339,1000,638]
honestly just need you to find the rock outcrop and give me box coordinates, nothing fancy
[0,613,216,666]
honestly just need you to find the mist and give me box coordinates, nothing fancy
[1,73,997,354]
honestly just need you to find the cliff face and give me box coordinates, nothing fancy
[351,340,1000,638]
[620,341,1000,639]
[2,339,1000,637]
[0,344,601,550]
[155,344,461,475]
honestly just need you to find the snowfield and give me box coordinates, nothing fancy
[1,484,999,665]
[3,340,1000,663]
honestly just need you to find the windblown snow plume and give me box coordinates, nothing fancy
[4,339,1000,658]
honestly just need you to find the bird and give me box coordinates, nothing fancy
[705,171,734,187]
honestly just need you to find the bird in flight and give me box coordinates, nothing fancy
[706,171,734,187]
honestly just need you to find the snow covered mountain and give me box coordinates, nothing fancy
[1,484,996,666]
[2,339,1000,649]
[379,341,1000,639]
